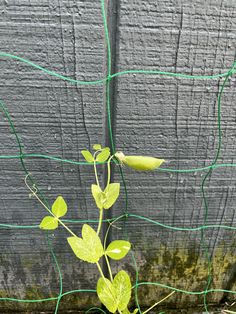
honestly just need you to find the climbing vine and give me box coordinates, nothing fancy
[25,144,166,313]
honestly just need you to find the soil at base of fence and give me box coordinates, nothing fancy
[0,305,232,314]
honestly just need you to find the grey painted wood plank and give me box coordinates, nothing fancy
[0,0,105,311]
[0,0,236,311]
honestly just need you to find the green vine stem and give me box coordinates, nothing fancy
[97,208,104,235]
[93,150,103,235]
[104,254,113,282]
[96,153,115,279]
[103,217,122,282]
[106,154,114,189]
[95,153,115,236]
[96,262,106,280]
[93,151,101,189]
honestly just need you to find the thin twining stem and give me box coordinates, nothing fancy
[142,291,175,314]
[96,261,106,280]
[93,152,101,189]
[103,216,123,283]
[97,208,104,235]
[104,254,113,282]
[106,155,115,190]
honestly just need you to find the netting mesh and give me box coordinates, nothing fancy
[1,0,236,313]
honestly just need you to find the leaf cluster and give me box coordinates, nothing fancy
[81,144,110,163]
[67,224,131,264]
[40,196,67,230]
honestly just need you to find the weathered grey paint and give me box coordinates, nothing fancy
[0,0,236,312]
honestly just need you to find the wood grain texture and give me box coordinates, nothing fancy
[0,0,236,311]
[0,0,105,311]
[113,0,236,309]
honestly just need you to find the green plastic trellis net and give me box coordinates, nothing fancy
[0,0,236,313]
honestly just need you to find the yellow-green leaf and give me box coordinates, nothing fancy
[114,270,132,311]
[93,144,102,150]
[115,152,165,171]
[92,183,120,210]
[81,150,94,162]
[52,196,67,218]
[97,271,132,313]
[106,240,131,260]
[91,184,105,209]
[96,148,110,162]
[103,183,120,209]
[67,224,104,263]
[97,277,117,313]
[40,216,58,230]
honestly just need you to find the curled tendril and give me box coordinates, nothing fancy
[24,173,36,196]
[108,220,122,230]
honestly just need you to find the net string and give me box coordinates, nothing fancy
[2,154,236,172]
[0,0,236,312]
[1,51,235,83]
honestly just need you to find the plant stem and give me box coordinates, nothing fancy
[93,149,106,189]
[104,254,113,281]
[97,209,103,235]
[25,175,78,238]
[56,218,78,238]
[142,291,175,314]
[103,216,123,283]
[94,158,101,189]
[96,262,106,280]
[106,155,114,190]
[96,262,118,313]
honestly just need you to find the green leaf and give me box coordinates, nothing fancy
[96,148,110,162]
[67,224,104,263]
[93,144,102,150]
[97,271,132,313]
[103,183,120,209]
[52,196,67,218]
[81,150,94,163]
[106,240,131,260]
[97,277,117,313]
[91,183,120,210]
[114,270,132,311]
[40,216,58,230]
[91,184,104,210]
